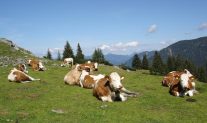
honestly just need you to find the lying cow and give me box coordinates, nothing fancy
[64,64,90,86]
[169,69,197,97]
[8,68,40,83]
[79,68,105,89]
[28,59,45,71]
[61,58,73,67]
[93,72,137,102]
[162,71,183,87]
[169,77,196,97]
[17,63,28,73]
[78,62,98,72]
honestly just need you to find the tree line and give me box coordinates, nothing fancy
[45,41,111,65]
[131,51,207,82]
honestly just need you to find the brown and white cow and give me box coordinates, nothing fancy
[28,59,45,71]
[169,69,197,97]
[93,72,137,102]
[79,69,105,89]
[169,76,196,97]
[78,62,98,72]
[162,71,183,87]
[64,64,90,86]
[8,68,40,83]
[17,63,28,73]
[61,58,73,67]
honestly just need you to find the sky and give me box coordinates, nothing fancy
[0,0,207,57]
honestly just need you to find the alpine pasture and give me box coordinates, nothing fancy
[0,62,207,123]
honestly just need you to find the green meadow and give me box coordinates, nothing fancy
[0,64,207,123]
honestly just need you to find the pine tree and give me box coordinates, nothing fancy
[57,50,61,61]
[174,55,185,71]
[92,48,105,63]
[167,55,175,72]
[75,43,84,63]
[150,51,165,75]
[132,54,141,69]
[197,67,207,82]
[62,41,74,60]
[142,54,149,70]
[46,48,52,60]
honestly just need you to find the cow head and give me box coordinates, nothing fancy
[93,62,98,71]
[38,61,45,71]
[18,64,28,73]
[104,72,137,97]
[107,72,124,91]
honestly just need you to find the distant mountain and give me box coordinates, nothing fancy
[104,53,132,65]
[124,51,155,67]
[125,36,207,67]
[159,36,207,66]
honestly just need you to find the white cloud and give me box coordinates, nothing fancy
[198,22,207,30]
[148,24,157,33]
[99,41,139,52]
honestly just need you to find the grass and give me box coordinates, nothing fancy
[0,63,207,123]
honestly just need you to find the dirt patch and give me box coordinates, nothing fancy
[27,93,40,99]
[186,98,197,102]
[17,112,29,119]
[0,109,9,116]
[144,86,156,90]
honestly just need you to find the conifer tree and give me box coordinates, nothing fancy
[57,50,61,61]
[62,41,74,60]
[75,43,84,63]
[142,54,149,70]
[132,54,141,69]
[46,48,52,60]
[197,67,207,82]
[150,51,165,75]
[92,48,105,63]
[175,55,185,71]
[167,55,175,72]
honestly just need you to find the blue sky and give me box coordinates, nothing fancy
[0,0,207,57]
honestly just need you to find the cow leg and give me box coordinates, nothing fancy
[101,96,113,102]
[119,93,127,101]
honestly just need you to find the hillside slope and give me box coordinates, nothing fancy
[159,36,207,66]
[0,38,35,66]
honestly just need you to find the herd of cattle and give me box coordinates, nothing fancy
[7,58,198,102]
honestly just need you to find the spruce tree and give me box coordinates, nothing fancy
[62,41,74,60]
[46,48,52,60]
[142,54,149,70]
[75,43,84,63]
[132,54,141,69]
[197,67,207,82]
[150,51,165,75]
[92,48,105,63]
[167,55,175,72]
[175,55,184,71]
[57,50,61,61]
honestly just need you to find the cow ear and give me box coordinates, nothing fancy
[104,80,110,87]
[121,77,124,80]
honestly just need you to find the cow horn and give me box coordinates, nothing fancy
[120,87,137,96]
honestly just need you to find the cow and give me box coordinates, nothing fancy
[64,64,90,86]
[79,69,105,89]
[169,77,196,97]
[162,71,183,87]
[93,72,137,102]
[8,68,40,83]
[169,69,198,97]
[28,59,45,71]
[78,62,98,72]
[17,63,28,73]
[61,58,73,67]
